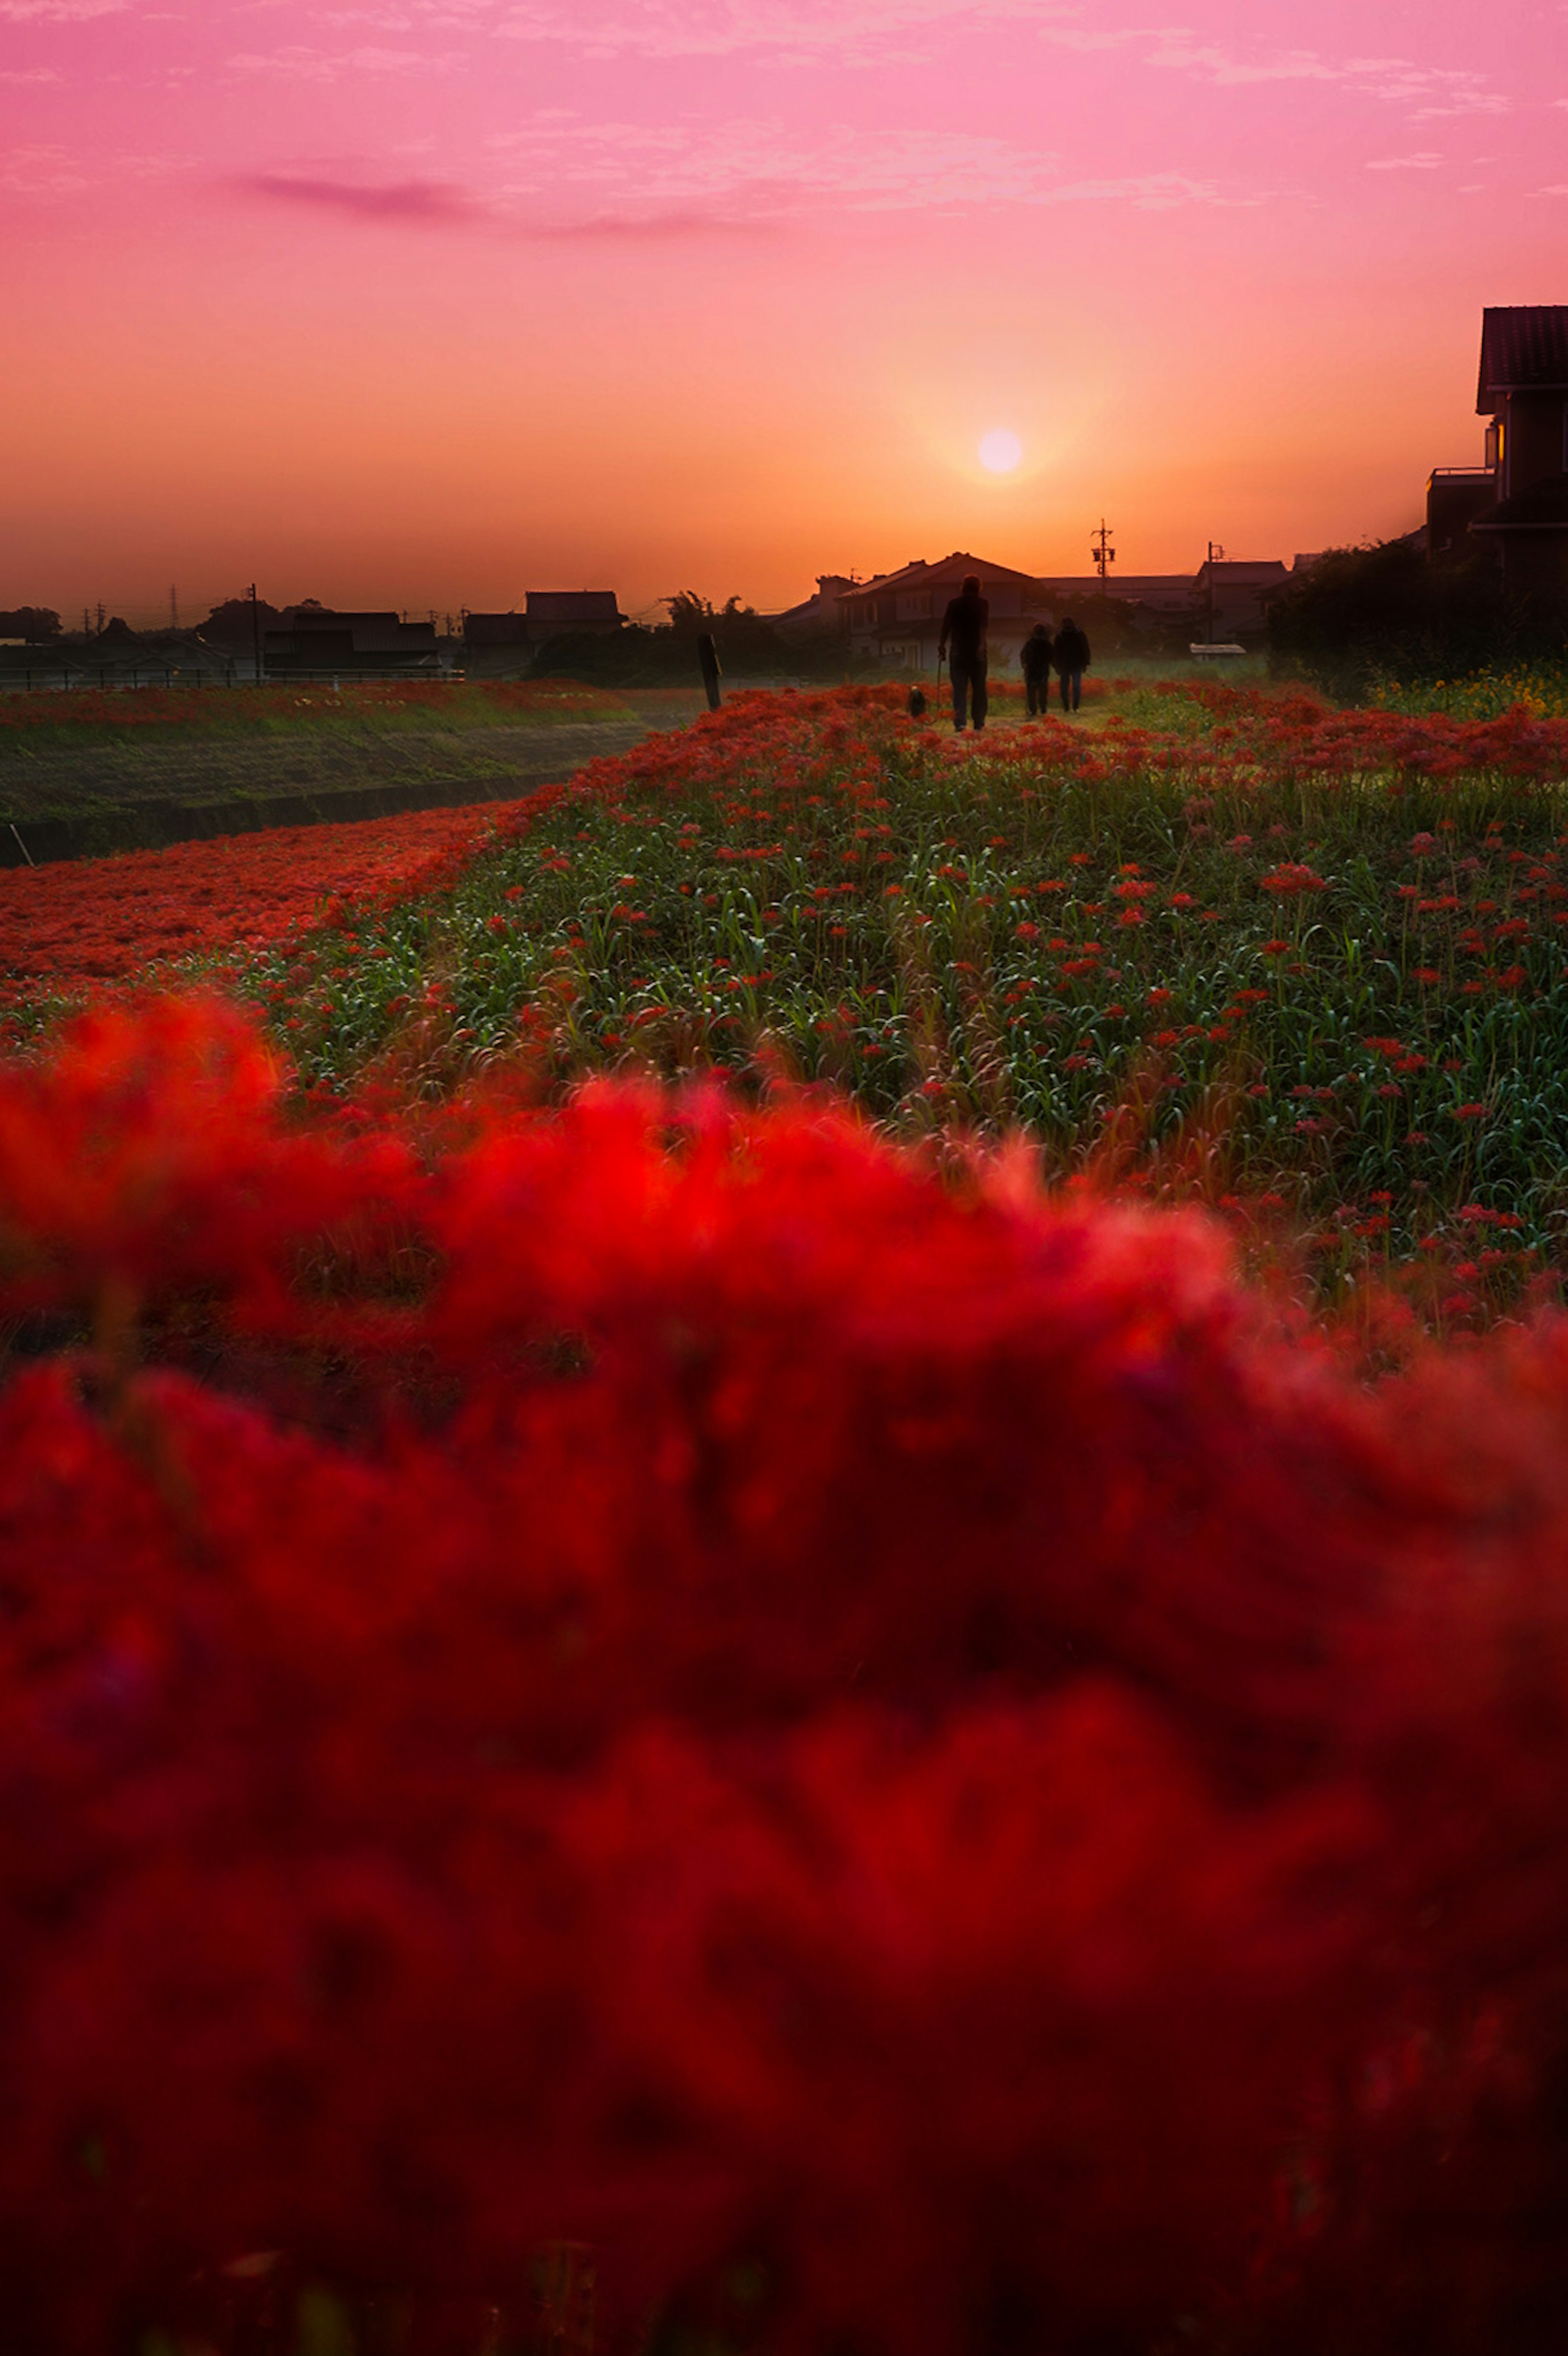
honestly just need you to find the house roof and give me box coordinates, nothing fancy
[1477,306,1568,410]
[837,552,1045,603]
[526,591,621,623]
[1192,560,1290,582]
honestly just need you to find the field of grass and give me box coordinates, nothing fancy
[193,678,1566,1333]
[0,679,701,830]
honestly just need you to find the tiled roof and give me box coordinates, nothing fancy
[837,552,1045,602]
[526,591,621,622]
[1477,307,1568,410]
[1193,560,1290,581]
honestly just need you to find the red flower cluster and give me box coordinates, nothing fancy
[6,1000,1568,2349]
[0,799,544,1011]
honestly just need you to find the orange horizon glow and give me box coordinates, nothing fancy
[0,0,1562,625]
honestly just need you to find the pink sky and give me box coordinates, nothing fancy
[1,0,1565,623]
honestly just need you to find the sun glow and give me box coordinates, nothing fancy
[978,429,1023,474]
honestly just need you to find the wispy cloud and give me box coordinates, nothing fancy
[228,44,461,82]
[0,141,92,194]
[237,167,774,236]
[243,172,484,221]
[238,119,1277,237]
[1365,151,1441,169]
[0,0,125,16]
[1033,23,1509,116]
[486,0,1057,63]
[481,116,1272,223]
[361,0,1508,117]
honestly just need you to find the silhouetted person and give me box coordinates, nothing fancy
[938,572,988,733]
[1054,616,1091,713]
[1020,621,1053,717]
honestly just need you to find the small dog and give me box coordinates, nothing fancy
[908,686,927,718]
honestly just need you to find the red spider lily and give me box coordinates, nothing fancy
[6,1000,1568,2349]
[0,795,564,1011]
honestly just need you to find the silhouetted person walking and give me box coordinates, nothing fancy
[1020,621,1053,717]
[1054,616,1091,713]
[939,572,988,732]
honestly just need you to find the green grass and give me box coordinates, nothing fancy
[0,682,685,829]
[0,679,642,749]
[229,699,1568,1328]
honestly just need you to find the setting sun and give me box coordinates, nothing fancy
[978,429,1023,474]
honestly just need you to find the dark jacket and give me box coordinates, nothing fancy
[1020,628,1053,681]
[940,590,988,664]
[1053,621,1091,675]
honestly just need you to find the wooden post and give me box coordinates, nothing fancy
[696,631,722,711]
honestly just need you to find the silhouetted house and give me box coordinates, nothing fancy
[1427,466,1494,562]
[463,611,530,652]
[1427,308,1568,594]
[1033,573,1196,635]
[771,575,856,639]
[833,550,1309,664]
[264,610,439,675]
[464,592,623,654]
[838,554,1054,670]
[523,592,622,641]
[1190,558,1291,642]
[1469,307,1568,596]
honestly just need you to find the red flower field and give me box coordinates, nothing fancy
[5,996,1568,2351]
[0,796,546,1013]
[8,683,1568,2349]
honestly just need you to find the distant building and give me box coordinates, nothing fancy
[525,590,623,637]
[833,551,1308,668]
[462,611,530,652]
[1190,558,1292,641]
[837,553,1055,670]
[1470,307,1568,595]
[464,592,624,654]
[770,574,857,639]
[1428,306,1568,595]
[1033,572,1197,636]
[264,610,439,674]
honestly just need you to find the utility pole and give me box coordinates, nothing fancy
[248,582,262,685]
[96,601,105,635]
[1205,541,1225,643]
[82,607,90,637]
[1091,519,1116,584]
[170,585,179,631]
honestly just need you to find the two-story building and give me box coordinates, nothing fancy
[1428,306,1568,597]
[1189,558,1294,642]
[837,553,1054,670]
[465,592,624,653]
